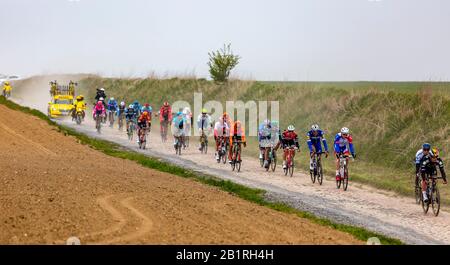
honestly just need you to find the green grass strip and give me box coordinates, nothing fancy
[0,96,403,245]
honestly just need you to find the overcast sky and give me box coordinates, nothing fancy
[1,0,449,81]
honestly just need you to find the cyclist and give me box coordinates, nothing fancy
[132,100,142,116]
[142,103,152,113]
[159,101,172,140]
[214,114,231,161]
[197,108,212,150]
[117,101,126,116]
[72,95,86,120]
[137,111,151,144]
[280,125,300,169]
[417,145,447,202]
[125,104,137,133]
[2,81,12,97]
[117,101,127,126]
[228,120,246,164]
[182,107,192,146]
[334,127,355,181]
[258,119,273,169]
[141,103,153,128]
[107,97,118,112]
[92,100,106,120]
[307,124,329,172]
[172,111,187,149]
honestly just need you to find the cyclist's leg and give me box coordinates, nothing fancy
[335,152,340,179]
[237,143,242,161]
[228,140,233,161]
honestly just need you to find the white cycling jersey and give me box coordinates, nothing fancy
[214,121,230,137]
[415,149,434,164]
[197,114,212,130]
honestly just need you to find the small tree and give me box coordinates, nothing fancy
[208,43,241,82]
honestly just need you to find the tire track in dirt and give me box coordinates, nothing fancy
[84,195,153,244]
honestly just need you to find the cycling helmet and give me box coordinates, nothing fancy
[99,88,105,91]
[120,101,125,106]
[201,108,207,114]
[423,143,431,150]
[5,81,9,85]
[287,125,295,131]
[341,127,350,134]
[145,103,150,107]
[311,124,320,131]
[264,119,271,125]
[163,101,169,106]
[177,111,183,116]
[110,97,114,101]
[129,104,134,108]
[99,97,104,101]
[76,95,82,100]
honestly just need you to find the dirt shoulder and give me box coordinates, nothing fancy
[0,104,361,244]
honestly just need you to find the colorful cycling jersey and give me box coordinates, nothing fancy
[197,114,212,130]
[117,105,126,116]
[281,130,300,148]
[307,130,329,153]
[258,123,272,141]
[125,107,136,120]
[132,102,141,116]
[334,133,355,154]
[214,121,230,137]
[141,106,153,114]
[230,122,246,143]
[415,149,435,165]
[107,100,118,111]
[93,103,105,115]
[159,105,172,122]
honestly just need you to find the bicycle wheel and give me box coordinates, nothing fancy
[317,161,323,185]
[284,154,289,176]
[271,154,276,172]
[414,177,421,204]
[142,134,147,150]
[343,167,349,191]
[231,145,237,171]
[222,147,227,164]
[336,176,341,189]
[289,160,294,177]
[432,184,440,216]
[421,183,430,214]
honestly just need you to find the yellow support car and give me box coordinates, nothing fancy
[48,94,75,118]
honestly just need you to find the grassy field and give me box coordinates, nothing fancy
[78,77,450,203]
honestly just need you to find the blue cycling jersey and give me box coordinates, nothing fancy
[107,100,118,111]
[334,133,355,154]
[307,130,329,153]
